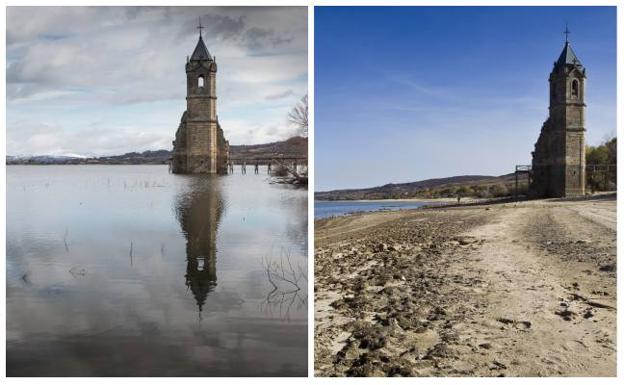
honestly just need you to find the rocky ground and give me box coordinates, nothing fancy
[314,194,616,377]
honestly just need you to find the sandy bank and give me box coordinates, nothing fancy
[315,196,616,376]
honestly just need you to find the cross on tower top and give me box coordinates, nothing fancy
[564,23,571,43]
[197,17,204,38]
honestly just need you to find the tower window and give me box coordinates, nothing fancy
[197,257,205,271]
[198,75,205,88]
[571,79,579,98]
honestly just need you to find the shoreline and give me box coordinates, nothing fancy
[315,192,617,221]
[314,197,489,221]
[315,197,481,203]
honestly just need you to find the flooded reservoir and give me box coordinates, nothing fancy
[6,165,308,376]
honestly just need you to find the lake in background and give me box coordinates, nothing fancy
[315,200,444,219]
[6,165,307,376]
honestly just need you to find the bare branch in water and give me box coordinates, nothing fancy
[261,251,307,319]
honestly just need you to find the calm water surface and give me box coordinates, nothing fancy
[7,165,307,376]
[315,200,441,219]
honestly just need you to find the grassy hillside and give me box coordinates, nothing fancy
[230,136,307,160]
[315,173,525,200]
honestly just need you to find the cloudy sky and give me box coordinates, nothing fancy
[7,6,308,157]
[316,7,616,191]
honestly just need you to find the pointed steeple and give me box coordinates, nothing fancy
[555,41,583,69]
[190,17,212,61]
[554,25,583,71]
[190,36,212,61]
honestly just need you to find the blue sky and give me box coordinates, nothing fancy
[7,7,307,157]
[315,6,616,191]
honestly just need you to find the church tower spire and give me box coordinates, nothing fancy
[191,17,212,61]
[549,25,586,113]
[171,19,229,174]
[532,26,586,197]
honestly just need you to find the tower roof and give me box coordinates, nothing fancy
[191,36,212,61]
[554,41,583,70]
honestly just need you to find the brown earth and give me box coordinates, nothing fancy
[314,195,616,377]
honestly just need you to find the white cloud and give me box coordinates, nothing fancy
[264,89,295,100]
[8,120,174,157]
[225,119,301,146]
[6,6,307,155]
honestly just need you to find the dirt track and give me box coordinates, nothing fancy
[314,195,616,377]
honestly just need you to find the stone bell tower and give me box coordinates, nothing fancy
[172,19,229,174]
[531,27,586,197]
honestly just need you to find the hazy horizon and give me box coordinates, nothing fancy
[315,6,616,192]
[6,134,306,158]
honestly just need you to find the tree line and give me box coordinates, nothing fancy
[586,136,616,192]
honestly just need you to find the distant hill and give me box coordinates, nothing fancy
[315,174,523,200]
[230,136,308,160]
[96,150,172,164]
[6,155,86,164]
[6,136,308,165]
[6,150,171,165]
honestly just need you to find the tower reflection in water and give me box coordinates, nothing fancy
[175,175,224,313]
